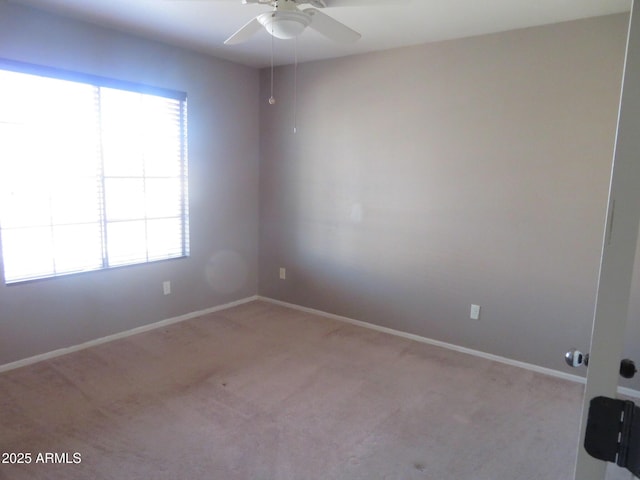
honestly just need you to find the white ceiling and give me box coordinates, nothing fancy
[7,0,631,68]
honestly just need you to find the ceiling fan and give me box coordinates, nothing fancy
[224,0,362,45]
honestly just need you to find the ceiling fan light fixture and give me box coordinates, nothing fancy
[258,11,311,40]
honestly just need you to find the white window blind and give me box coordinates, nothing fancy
[0,61,189,284]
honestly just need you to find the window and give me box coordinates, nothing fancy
[0,60,189,284]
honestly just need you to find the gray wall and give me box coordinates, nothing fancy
[259,15,630,378]
[0,3,260,365]
[0,3,634,385]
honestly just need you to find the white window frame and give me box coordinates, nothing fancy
[0,59,190,284]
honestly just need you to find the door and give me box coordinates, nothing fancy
[574,1,640,478]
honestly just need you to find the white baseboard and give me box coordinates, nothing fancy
[0,295,259,374]
[5,294,640,400]
[257,296,640,399]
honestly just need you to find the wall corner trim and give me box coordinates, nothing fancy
[256,296,640,400]
[0,295,259,374]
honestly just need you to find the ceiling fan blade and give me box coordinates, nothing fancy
[304,8,361,43]
[224,17,263,45]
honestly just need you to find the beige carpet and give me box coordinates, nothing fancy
[0,300,585,479]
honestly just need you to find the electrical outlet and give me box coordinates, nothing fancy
[163,281,171,295]
[470,304,480,320]
[279,267,286,280]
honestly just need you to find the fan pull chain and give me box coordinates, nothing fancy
[293,37,298,134]
[269,22,275,105]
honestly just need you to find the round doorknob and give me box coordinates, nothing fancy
[566,349,589,368]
